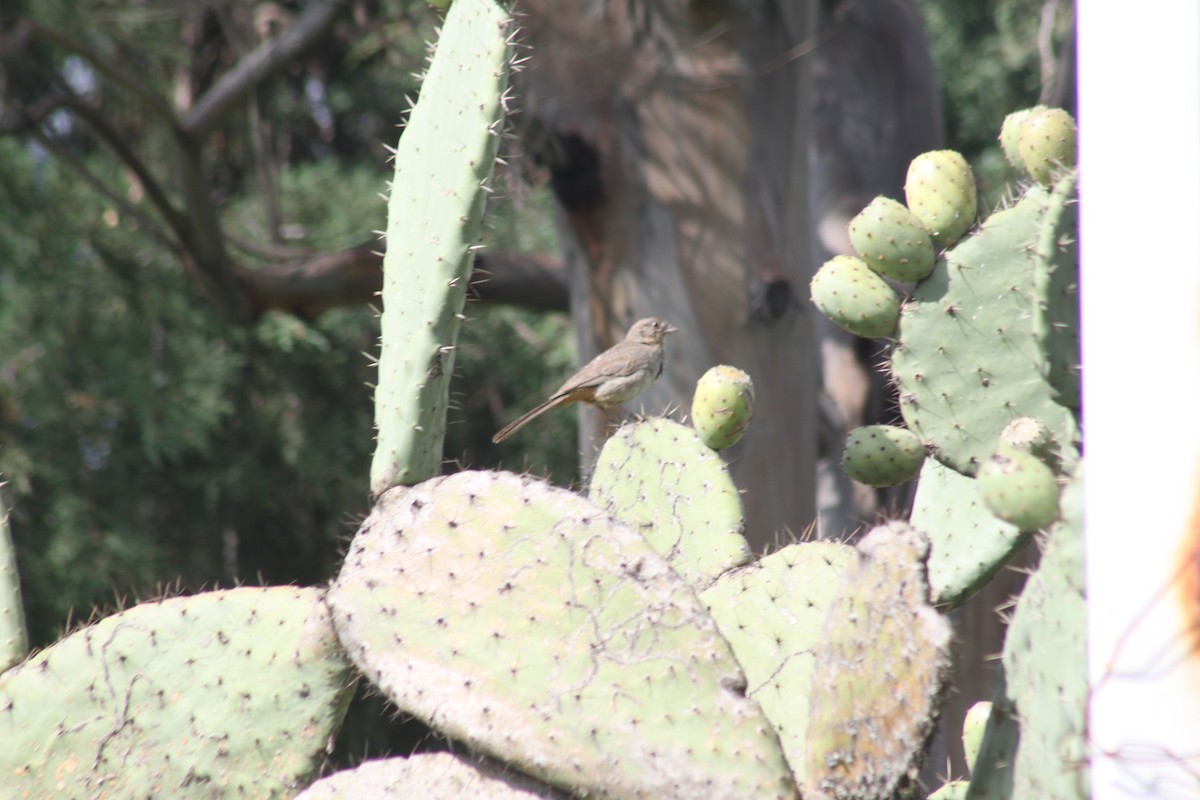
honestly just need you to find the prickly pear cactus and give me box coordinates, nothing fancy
[0,491,26,672]
[589,418,752,589]
[967,469,1087,799]
[804,522,953,800]
[691,365,755,451]
[327,470,796,799]
[811,255,901,339]
[701,541,856,777]
[841,424,926,487]
[0,587,354,799]
[1016,107,1077,186]
[977,450,1061,532]
[890,179,1079,476]
[1031,171,1080,409]
[294,753,564,799]
[370,0,512,494]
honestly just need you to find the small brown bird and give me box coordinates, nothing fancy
[492,317,677,444]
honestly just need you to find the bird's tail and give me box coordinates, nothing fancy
[492,395,570,444]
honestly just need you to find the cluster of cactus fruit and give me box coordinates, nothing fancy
[0,1,1085,798]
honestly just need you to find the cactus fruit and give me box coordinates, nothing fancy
[849,195,936,281]
[999,105,1046,168]
[962,700,992,774]
[998,416,1062,472]
[370,0,512,493]
[327,470,796,799]
[0,587,354,799]
[805,522,952,800]
[891,183,1079,476]
[904,150,977,246]
[977,450,1060,531]
[690,365,755,451]
[841,424,926,487]
[589,418,752,589]
[294,753,563,799]
[701,542,856,777]
[911,459,1029,609]
[1017,107,1077,186]
[810,255,901,339]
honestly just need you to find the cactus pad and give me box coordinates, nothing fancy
[701,541,856,778]
[690,365,755,451]
[891,184,1079,475]
[911,459,1029,609]
[1031,170,1080,409]
[849,195,936,282]
[811,255,901,339]
[0,587,354,799]
[841,424,926,487]
[589,418,752,589]
[904,150,977,246]
[328,470,795,799]
[804,522,952,800]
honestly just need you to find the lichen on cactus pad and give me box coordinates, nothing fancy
[805,522,952,800]
[0,587,354,799]
[294,753,565,799]
[841,424,926,487]
[811,255,901,339]
[849,195,936,282]
[904,150,977,246]
[327,470,795,799]
[691,365,755,451]
[891,183,1079,476]
[701,541,856,779]
[590,418,752,590]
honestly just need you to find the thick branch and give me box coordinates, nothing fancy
[239,247,568,320]
[183,0,352,139]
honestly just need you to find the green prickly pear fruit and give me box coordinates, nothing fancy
[691,365,755,450]
[841,424,925,487]
[962,700,992,774]
[999,105,1047,168]
[810,255,900,339]
[998,416,1062,473]
[848,196,936,281]
[977,450,1060,531]
[1017,107,1077,185]
[904,150,977,246]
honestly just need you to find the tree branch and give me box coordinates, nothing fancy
[183,0,352,139]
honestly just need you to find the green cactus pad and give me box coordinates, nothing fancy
[911,459,1029,609]
[690,365,755,450]
[962,701,992,775]
[0,492,27,672]
[999,106,1046,169]
[370,0,511,493]
[1017,107,1077,186]
[977,451,1060,532]
[294,753,562,799]
[805,522,953,800]
[1031,170,1080,409]
[841,424,926,487]
[0,587,354,799]
[849,195,937,281]
[968,468,1087,799]
[328,471,796,799]
[701,542,856,779]
[811,255,901,339]
[589,418,752,590]
[904,150,977,246]
[891,184,1080,475]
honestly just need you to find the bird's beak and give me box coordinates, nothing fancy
[665,324,679,334]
